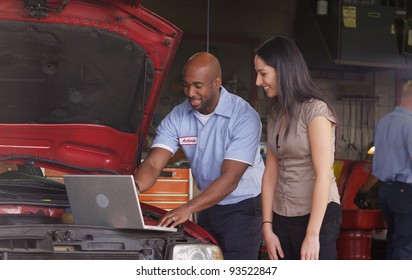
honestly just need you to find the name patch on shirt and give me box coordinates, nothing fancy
[179,136,197,145]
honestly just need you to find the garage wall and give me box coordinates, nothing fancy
[141,0,296,40]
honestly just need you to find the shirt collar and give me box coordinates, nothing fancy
[186,86,233,118]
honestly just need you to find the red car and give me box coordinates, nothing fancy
[0,0,223,260]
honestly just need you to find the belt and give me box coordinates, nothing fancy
[385,181,412,187]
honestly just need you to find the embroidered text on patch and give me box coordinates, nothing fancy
[179,136,197,145]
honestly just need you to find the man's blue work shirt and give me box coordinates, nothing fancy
[152,87,264,205]
[373,106,412,183]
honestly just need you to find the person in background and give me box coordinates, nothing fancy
[372,80,412,260]
[254,36,341,260]
[134,52,265,260]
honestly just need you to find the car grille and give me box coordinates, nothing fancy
[1,251,146,260]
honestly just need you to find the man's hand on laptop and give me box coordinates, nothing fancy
[158,205,192,228]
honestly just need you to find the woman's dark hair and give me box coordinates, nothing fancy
[255,36,338,136]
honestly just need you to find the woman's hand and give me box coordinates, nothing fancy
[300,234,320,260]
[263,224,284,260]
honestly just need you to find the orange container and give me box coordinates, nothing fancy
[139,167,192,212]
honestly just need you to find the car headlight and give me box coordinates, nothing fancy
[168,243,224,260]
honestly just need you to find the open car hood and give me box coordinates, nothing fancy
[0,0,182,174]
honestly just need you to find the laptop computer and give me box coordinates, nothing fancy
[63,174,177,232]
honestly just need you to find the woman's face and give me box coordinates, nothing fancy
[254,55,278,98]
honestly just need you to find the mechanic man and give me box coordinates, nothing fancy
[134,52,264,260]
[372,80,412,259]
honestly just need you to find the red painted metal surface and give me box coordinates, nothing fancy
[336,159,387,260]
[0,124,138,174]
[0,205,64,218]
[139,203,218,245]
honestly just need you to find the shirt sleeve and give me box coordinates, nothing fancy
[224,108,262,165]
[407,122,412,160]
[303,99,336,127]
[151,108,181,155]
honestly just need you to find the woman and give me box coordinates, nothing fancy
[254,36,341,260]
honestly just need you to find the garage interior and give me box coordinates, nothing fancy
[8,0,412,261]
[142,0,411,160]
[137,0,412,260]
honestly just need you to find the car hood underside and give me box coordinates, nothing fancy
[0,0,182,174]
